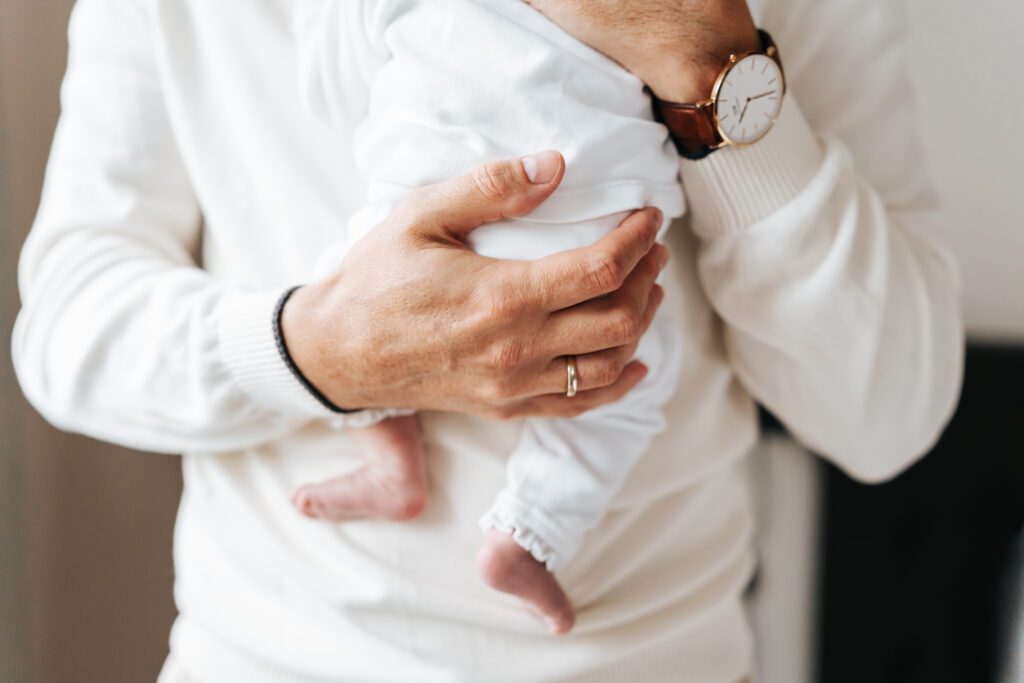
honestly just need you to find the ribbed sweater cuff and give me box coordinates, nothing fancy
[217,288,334,419]
[680,98,822,238]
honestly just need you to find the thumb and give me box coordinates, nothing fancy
[404,150,565,239]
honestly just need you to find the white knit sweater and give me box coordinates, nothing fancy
[12,0,963,681]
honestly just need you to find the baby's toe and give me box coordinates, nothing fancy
[290,485,321,518]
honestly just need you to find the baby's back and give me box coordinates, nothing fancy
[308,0,685,255]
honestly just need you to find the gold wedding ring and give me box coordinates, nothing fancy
[565,356,579,398]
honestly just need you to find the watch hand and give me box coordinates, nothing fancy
[740,89,777,124]
[739,97,751,124]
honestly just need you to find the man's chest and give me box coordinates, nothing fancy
[151,0,367,281]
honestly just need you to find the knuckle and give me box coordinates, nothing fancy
[582,252,624,293]
[592,358,623,387]
[609,308,641,343]
[472,369,503,400]
[641,250,662,279]
[472,162,516,201]
[611,353,630,377]
[485,289,523,322]
[480,274,528,322]
[481,405,505,420]
[610,345,632,371]
[478,379,508,404]
[489,338,525,373]
[638,303,657,333]
[492,405,517,421]
[504,194,535,218]
[495,378,518,401]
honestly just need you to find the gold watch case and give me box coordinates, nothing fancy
[699,38,788,149]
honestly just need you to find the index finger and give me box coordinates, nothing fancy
[524,207,663,311]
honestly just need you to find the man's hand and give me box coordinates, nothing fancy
[281,150,668,420]
[523,0,761,103]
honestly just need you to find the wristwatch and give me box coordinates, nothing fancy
[655,30,786,160]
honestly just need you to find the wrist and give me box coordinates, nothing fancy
[278,283,363,413]
[643,25,761,103]
[644,57,722,104]
[217,287,336,418]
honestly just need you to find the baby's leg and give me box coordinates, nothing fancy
[291,415,428,522]
[477,531,575,635]
[477,310,682,634]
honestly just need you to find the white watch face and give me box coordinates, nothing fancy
[714,53,784,146]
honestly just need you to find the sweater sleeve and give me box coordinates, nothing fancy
[11,0,336,455]
[681,0,964,483]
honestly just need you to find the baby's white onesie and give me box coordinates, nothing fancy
[297,0,685,570]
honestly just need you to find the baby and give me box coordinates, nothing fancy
[291,0,685,634]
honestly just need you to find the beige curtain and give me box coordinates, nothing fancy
[0,2,181,682]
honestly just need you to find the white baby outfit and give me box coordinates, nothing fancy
[297,0,685,570]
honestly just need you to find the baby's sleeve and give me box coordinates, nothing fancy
[294,0,398,129]
[482,309,684,571]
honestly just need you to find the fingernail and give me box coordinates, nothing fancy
[651,207,664,226]
[522,150,560,184]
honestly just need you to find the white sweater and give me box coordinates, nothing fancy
[12,0,963,681]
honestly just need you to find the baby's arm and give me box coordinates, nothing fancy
[482,301,683,571]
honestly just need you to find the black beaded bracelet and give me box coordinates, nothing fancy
[273,286,361,415]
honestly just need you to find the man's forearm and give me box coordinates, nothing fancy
[12,0,316,454]
[683,2,963,482]
[528,0,964,481]
[524,0,761,102]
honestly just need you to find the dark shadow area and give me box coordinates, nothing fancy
[819,343,1024,683]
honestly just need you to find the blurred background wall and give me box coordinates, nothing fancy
[0,1,1021,683]
[0,3,180,683]
[907,0,1024,341]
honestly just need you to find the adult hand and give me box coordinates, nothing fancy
[524,0,761,103]
[282,150,668,420]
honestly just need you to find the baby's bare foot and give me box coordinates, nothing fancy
[291,415,428,522]
[477,530,575,635]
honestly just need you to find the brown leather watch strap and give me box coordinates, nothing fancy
[655,101,722,160]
